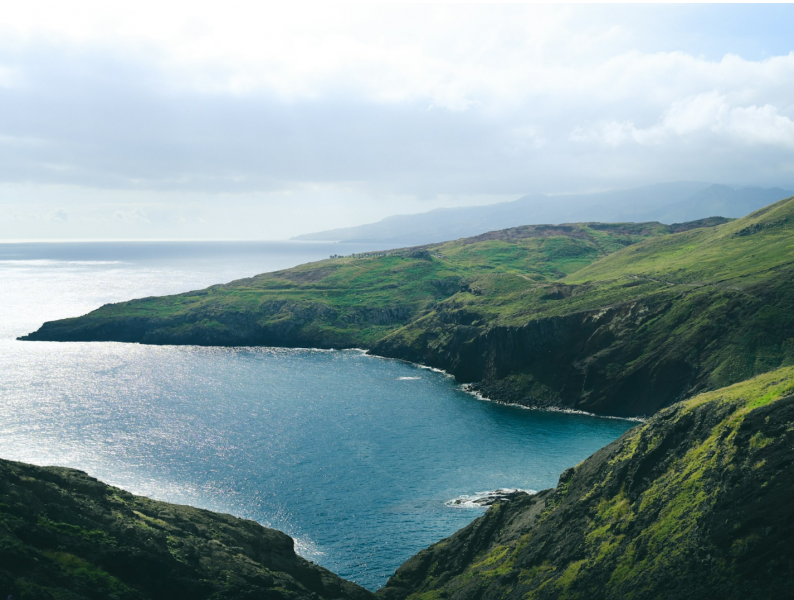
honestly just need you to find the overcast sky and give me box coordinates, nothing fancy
[1,2,794,240]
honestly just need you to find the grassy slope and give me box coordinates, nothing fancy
[373,198,794,415]
[21,222,683,348]
[22,204,794,417]
[378,366,794,600]
[0,459,373,600]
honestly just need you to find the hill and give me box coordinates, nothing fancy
[21,196,794,417]
[0,458,373,600]
[379,366,794,600]
[20,220,693,349]
[372,195,794,416]
[293,183,791,246]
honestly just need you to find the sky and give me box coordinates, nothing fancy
[1,2,794,240]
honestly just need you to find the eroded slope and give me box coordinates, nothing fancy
[0,459,373,600]
[379,366,794,600]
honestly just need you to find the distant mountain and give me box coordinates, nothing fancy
[293,182,793,245]
[641,183,794,223]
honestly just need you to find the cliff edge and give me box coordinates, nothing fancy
[379,366,794,600]
[0,459,373,600]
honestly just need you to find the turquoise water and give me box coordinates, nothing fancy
[0,242,634,590]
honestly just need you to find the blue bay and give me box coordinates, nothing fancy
[0,241,633,590]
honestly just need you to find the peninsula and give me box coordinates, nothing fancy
[11,195,794,598]
[23,196,794,418]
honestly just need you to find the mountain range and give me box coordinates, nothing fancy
[293,183,793,246]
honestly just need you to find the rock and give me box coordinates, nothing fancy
[0,458,374,600]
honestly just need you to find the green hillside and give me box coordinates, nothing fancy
[0,459,373,600]
[373,197,794,415]
[20,221,691,349]
[9,201,794,599]
[379,366,794,600]
[21,199,794,417]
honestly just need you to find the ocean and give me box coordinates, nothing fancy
[0,241,634,590]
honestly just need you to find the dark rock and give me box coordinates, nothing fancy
[378,369,794,600]
[0,459,373,600]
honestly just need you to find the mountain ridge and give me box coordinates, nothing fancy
[293,183,792,246]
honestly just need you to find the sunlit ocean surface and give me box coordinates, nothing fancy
[0,241,634,590]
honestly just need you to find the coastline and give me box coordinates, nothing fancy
[366,347,646,422]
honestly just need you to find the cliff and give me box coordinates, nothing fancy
[378,366,794,600]
[0,459,373,600]
[21,200,794,418]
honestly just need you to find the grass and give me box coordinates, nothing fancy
[385,365,794,600]
[25,220,725,345]
[24,199,794,416]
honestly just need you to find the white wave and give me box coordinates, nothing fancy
[445,488,536,509]
[397,376,421,380]
[416,364,454,377]
[293,536,325,560]
[459,384,646,422]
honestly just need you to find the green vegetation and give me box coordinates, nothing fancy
[25,203,794,417]
[22,221,681,348]
[375,197,794,416]
[9,202,794,599]
[25,200,794,418]
[0,459,374,600]
[378,366,794,600]
[24,213,766,417]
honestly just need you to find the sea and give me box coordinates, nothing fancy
[0,241,634,590]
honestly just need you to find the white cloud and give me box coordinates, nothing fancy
[573,91,794,150]
[114,208,150,223]
[1,4,794,239]
[722,104,794,148]
[50,208,68,221]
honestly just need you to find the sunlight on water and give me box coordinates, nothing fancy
[0,242,634,590]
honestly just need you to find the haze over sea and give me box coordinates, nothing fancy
[0,241,633,590]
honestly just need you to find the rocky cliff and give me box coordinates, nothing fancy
[378,366,794,600]
[0,459,374,600]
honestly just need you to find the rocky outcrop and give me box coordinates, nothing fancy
[372,270,794,417]
[378,367,794,600]
[0,459,374,600]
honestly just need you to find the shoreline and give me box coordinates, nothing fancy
[364,347,645,422]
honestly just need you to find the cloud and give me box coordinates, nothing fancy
[114,208,149,222]
[572,91,794,150]
[722,104,794,148]
[50,208,68,221]
[0,4,793,240]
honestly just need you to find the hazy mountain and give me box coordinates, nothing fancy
[292,182,793,245]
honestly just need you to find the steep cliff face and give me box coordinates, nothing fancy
[0,459,374,600]
[372,271,794,417]
[378,366,794,600]
[21,202,794,418]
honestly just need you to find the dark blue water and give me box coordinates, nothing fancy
[0,241,634,590]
